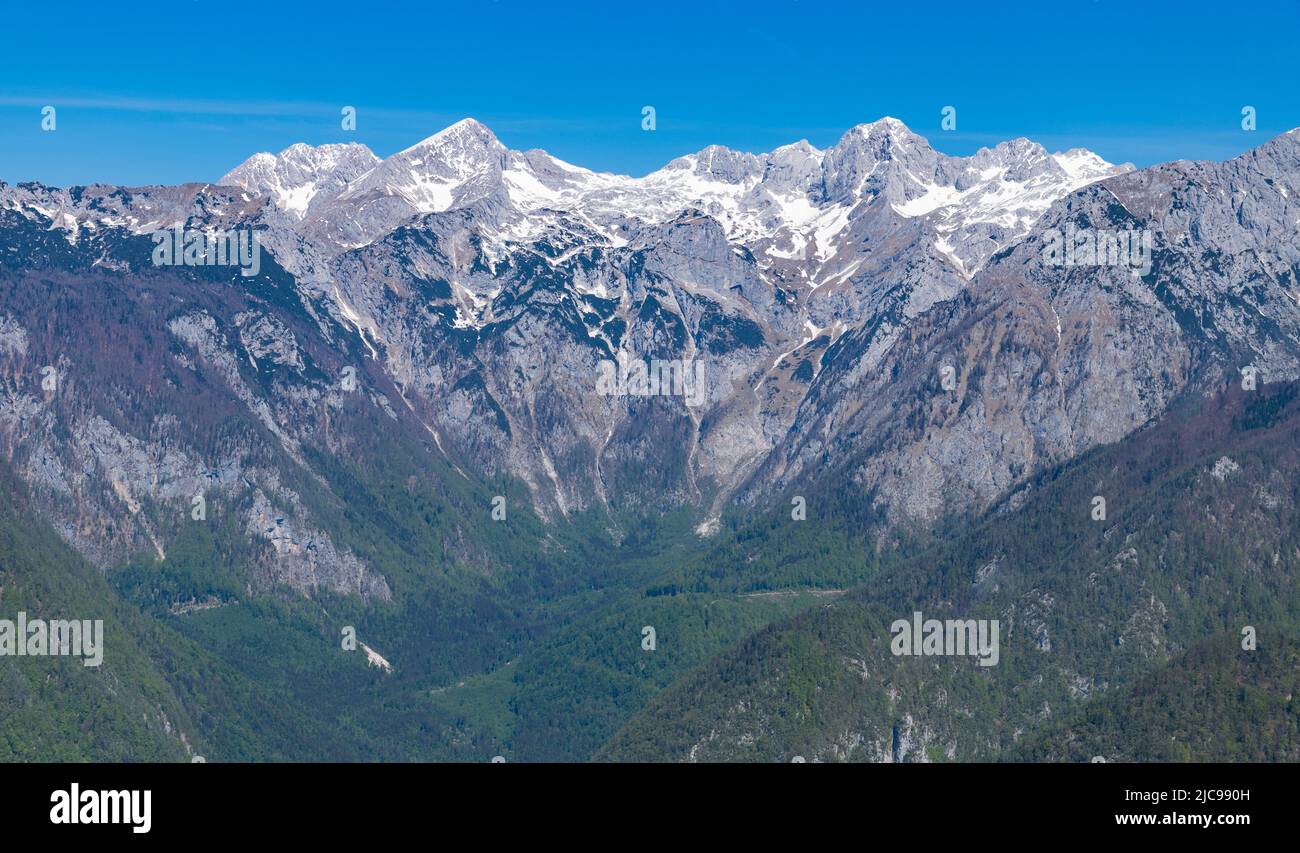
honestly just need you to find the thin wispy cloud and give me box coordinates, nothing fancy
[0,93,340,116]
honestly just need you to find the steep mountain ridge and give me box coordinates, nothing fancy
[742,127,1300,524]
[602,381,1300,761]
[3,121,1296,576]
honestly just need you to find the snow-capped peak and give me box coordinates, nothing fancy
[845,116,911,134]
[1052,147,1128,183]
[219,141,379,220]
[772,139,823,157]
[334,118,512,218]
[834,117,930,156]
[393,117,504,158]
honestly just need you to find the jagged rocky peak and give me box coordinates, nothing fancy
[817,117,946,204]
[764,139,824,188]
[837,115,926,149]
[224,140,379,178]
[964,137,1054,182]
[219,141,379,219]
[392,117,507,164]
[661,145,766,184]
[964,138,1130,189]
[338,117,513,213]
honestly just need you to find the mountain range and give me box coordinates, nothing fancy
[2,118,1298,761]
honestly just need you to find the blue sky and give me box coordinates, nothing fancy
[2,0,1297,186]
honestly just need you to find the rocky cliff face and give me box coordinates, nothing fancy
[0,200,395,599]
